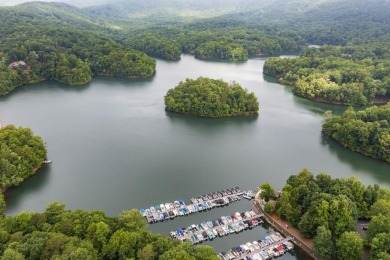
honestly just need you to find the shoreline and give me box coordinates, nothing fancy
[165,109,259,119]
[321,133,389,164]
[2,162,47,196]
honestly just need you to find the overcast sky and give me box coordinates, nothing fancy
[0,0,111,8]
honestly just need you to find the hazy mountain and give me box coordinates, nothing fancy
[0,0,111,8]
[0,2,106,34]
[83,0,390,25]
[1,0,389,44]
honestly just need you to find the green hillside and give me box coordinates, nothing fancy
[0,2,156,95]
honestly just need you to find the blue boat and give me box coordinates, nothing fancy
[176,228,184,237]
[260,251,268,259]
[159,213,164,221]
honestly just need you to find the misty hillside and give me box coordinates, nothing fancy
[84,0,390,23]
[0,2,102,31]
[0,0,109,8]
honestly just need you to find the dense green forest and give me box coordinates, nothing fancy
[126,33,182,61]
[100,0,390,62]
[124,28,302,61]
[0,203,219,259]
[264,44,390,106]
[322,103,390,163]
[84,0,390,46]
[0,3,156,96]
[1,0,389,67]
[165,77,259,117]
[262,169,390,259]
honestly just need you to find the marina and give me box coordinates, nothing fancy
[170,210,263,244]
[139,187,245,223]
[218,232,294,260]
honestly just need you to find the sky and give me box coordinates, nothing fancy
[0,0,111,7]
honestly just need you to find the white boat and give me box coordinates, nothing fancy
[42,160,52,164]
[243,190,254,199]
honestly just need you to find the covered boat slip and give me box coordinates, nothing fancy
[218,233,294,260]
[170,210,264,244]
[140,187,245,223]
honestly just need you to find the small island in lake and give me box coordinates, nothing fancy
[164,77,259,118]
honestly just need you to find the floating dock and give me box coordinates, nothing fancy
[218,232,294,260]
[140,187,246,223]
[170,210,264,245]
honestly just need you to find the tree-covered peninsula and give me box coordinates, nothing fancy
[0,125,47,192]
[164,77,259,117]
[263,44,390,106]
[0,4,156,96]
[0,203,219,259]
[261,169,390,259]
[322,103,390,163]
[0,125,47,215]
[0,27,156,96]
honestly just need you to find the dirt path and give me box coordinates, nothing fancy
[269,212,314,248]
[253,198,318,259]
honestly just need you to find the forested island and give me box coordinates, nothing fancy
[164,77,259,117]
[322,103,390,163]
[264,44,390,106]
[261,169,390,259]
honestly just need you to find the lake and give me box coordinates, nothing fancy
[0,54,388,257]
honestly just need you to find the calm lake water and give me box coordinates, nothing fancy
[1,54,389,257]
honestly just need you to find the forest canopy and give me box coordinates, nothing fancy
[0,8,156,96]
[164,77,259,117]
[262,169,390,259]
[263,44,390,106]
[322,103,390,163]
[124,28,302,62]
[0,203,219,259]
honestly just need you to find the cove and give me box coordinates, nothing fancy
[0,54,389,257]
